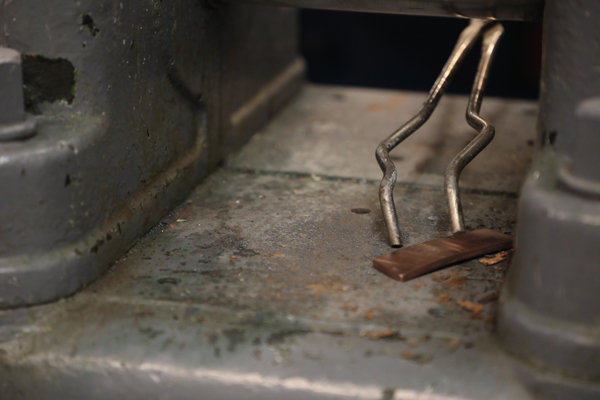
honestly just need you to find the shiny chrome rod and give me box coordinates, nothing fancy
[445,23,504,233]
[375,19,490,247]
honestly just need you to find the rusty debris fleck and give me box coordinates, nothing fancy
[431,272,452,282]
[439,293,453,303]
[456,300,484,314]
[372,229,513,282]
[478,250,508,265]
[401,350,414,359]
[479,292,499,303]
[361,327,398,340]
[448,338,462,352]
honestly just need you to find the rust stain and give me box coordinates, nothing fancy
[306,284,327,293]
[306,276,350,294]
[456,300,483,314]
[361,327,395,340]
[367,95,406,112]
[446,277,466,287]
[175,204,194,220]
[438,293,453,303]
[401,350,414,359]
[479,292,499,303]
[448,338,461,352]
[431,273,452,282]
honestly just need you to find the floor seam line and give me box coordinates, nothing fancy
[223,166,520,198]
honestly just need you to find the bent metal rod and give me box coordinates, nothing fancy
[375,20,503,247]
[372,23,511,283]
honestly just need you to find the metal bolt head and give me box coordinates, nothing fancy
[0,47,25,125]
[0,47,36,141]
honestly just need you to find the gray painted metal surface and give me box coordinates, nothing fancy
[0,1,302,307]
[227,0,545,20]
[229,86,537,194]
[498,0,600,397]
[0,86,538,399]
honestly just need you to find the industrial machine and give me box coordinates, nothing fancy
[0,0,598,399]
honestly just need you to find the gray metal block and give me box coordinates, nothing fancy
[0,1,302,307]
[499,151,600,384]
[499,0,600,396]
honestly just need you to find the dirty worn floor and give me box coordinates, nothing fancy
[0,85,537,400]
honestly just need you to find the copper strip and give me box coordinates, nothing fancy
[372,229,512,282]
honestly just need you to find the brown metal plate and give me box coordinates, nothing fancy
[372,229,513,282]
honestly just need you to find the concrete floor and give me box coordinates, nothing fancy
[0,85,538,400]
